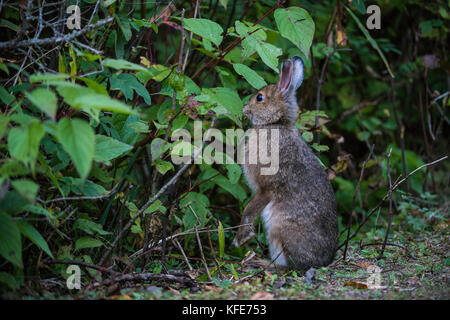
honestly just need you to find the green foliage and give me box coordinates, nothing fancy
[0,0,448,296]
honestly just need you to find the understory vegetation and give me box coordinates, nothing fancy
[0,0,448,299]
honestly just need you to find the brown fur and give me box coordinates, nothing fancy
[233,57,338,271]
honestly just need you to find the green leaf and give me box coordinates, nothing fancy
[69,178,109,197]
[16,221,54,259]
[172,114,189,131]
[0,212,22,268]
[154,158,174,175]
[0,272,20,290]
[232,63,267,90]
[235,22,282,72]
[110,73,151,105]
[70,93,135,115]
[94,135,133,162]
[75,237,104,250]
[25,88,57,119]
[311,143,329,152]
[345,6,394,78]
[180,192,210,229]
[11,179,39,202]
[218,221,225,259]
[30,73,69,83]
[73,219,109,236]
[210,87,243,116]
[8,120,45,172]
[226,163,242,184]
[57,118,95,180]
[0,87,15,105]
[102,58,149,73]
[184,18,224,47]
[115,14,132,41]
[302,131,313,143]
[212,174,246,201]
[24,204,57,225]
[274,7,315,57]
[151,138,171,160]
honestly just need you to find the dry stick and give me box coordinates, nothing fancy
[130,224,245,259]
[338,155,448,251]
[99,117,218,266]
[91,272,196,288]
[47,259,118,275]
[378,148,393,259]
[195,226,212,281]
[42,180,122,204]
[172,238,193,271]
[0,16,114,49]
[343,144,374,260]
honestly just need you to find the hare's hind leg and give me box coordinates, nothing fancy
[263,202,288,267]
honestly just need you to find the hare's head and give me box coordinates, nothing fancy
[243,56,304,126]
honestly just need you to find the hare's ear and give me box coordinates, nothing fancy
[278,60,293,94]
[278,56,304,96]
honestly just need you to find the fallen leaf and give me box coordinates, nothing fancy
[344,281,368,289]
[251,291,274,300]
[356,261,374,269]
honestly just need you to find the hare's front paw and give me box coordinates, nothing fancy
[232,227,255,247]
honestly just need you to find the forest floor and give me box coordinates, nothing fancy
[101,220,449,300]
[9,210,447,300]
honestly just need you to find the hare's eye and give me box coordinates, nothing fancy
[256,93,264,102]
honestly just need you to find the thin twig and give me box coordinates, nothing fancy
[91,272,196,288]
[343,144,374,260]
[195,226,212,281]
[0,16,114,49]
[378,148,393,259]
[46,259,119,275]
[172,238,193,271]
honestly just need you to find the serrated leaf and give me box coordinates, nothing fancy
[184,18,223,46]
[73,219,109,236]
[71,93,135,114]
[110,73,151,105]
[16,221,54,259]
[25,88,57,119]
[233,63,267,89]
[235,22,282,72]
[154,158,174,174]
[57,118,95,180]
[275,7,315,57]
[94,135,133,162]
[75,237,103,250]
[8,120,45,172]
[102,58,150,73]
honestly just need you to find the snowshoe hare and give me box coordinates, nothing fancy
[233,56,338,271]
